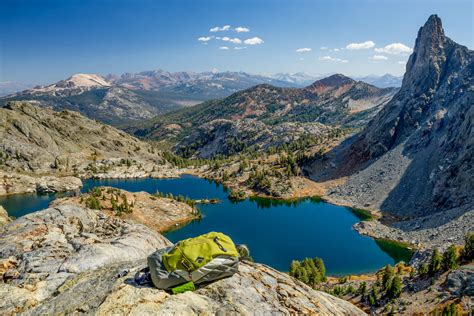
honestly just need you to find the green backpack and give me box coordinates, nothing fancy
[146,232,240,290]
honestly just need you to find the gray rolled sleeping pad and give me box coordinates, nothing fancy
[147,246,239,290]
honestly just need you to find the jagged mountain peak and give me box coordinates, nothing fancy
[402,14,447,91]
[327,15,473,217]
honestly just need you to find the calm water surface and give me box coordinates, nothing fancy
[0,175,409,275]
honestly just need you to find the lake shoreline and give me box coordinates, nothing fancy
[0,173,418,275]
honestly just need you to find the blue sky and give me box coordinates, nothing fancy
[0,0,472,84]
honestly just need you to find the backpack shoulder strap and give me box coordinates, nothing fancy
[134,267,152,286]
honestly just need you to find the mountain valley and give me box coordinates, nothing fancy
[0,11,472,315]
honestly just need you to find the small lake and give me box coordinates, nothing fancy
[0,175,411,275]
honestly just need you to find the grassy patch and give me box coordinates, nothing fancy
[248,196,322,209]
[375,238,415,264]
[349,207,376,221]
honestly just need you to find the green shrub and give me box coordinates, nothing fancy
[419,263,429,276]
[229,189,246,201]
[85,196,101,210]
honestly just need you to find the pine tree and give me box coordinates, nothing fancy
[369,286,378,306]
[442,245,459,270]
[429,248,442,275]
[387,275,402,298]
[382,264,395,291]
[358,281,367,296]
[462,232,474,261]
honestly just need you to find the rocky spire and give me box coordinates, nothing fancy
[402,14,447,93]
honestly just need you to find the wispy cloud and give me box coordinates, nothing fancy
[346,40,375,50]
[370,55,388,61]
[320,46,328,50]
[222,37,242,44]
[198,36,212,42]
[219,46,229,50]
[210,25,231,32]
[235,26,250,33]
[319,56,348,63]
[398,61,407,65]
[234,46,247,50]
[375,43,412,55]
[244,37,264,45]
[296,48,312,53]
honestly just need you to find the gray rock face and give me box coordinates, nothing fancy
[0,101,160,173]
[444,265,474,297]
[35,175,83,193]
[0,204,170,314]
[0,172,83,196]
[328,15,473,218]
[0,204,364,315]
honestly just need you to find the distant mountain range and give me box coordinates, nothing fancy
[0,71,299,126]
[0,82,33,97]
[128,74,397,158]
[353,74,403,88]
[0,70,402,126]
[270,73,404,88]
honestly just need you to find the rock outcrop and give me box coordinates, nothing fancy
[0,205,364,315]
[0,172,83,196]
[445,265,474,297]
[52,187,199,232]
[312,15,473,219]
[0,101,187,195]
[0,206,10,226]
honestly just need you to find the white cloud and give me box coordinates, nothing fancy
[299,57,305,61]
[219,46,229,50]
[296,48,312,53]
[370,55,388,61]
[346,40,375,50]
[375,43,412,55]
[234,46,247,50]
[398,61,407,65]
[210,25,231,32]
[320,46,328,50]
[244,37,264,45]
[235,27,250,33]
[198,36,212,42]
[319,56,348,63]
[222,37,242,44]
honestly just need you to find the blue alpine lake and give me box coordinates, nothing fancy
[0,174,411,275]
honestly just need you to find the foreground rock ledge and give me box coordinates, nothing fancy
[0,204,364,315]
